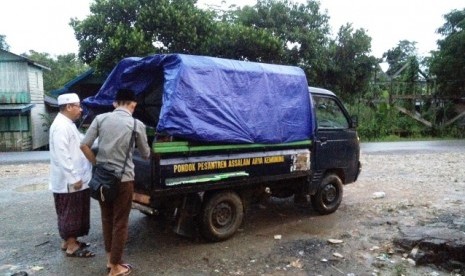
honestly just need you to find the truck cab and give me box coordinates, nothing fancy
[308,87,361,214]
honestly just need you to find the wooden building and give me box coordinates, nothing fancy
[0,49,50,151]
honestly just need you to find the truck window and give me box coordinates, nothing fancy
[312,96,349,129]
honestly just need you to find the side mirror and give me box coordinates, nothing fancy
[351,115,358,128]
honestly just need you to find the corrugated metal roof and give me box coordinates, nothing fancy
[50,69,95,96]
[0,103,35,115]
[0,49,50,71]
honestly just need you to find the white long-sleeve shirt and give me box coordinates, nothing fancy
[49,113,92,193]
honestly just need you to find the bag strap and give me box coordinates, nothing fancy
[120,118,137,177]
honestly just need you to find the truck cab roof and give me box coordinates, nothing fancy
[309,86,336,96]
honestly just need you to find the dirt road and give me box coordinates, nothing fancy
[1,141,464,275]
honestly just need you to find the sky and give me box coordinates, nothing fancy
[1,0,464,59]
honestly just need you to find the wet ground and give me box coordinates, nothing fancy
[1,140,465,275]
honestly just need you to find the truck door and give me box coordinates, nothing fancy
[311,94,359,182]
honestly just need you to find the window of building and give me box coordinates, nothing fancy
[0,115,30,132]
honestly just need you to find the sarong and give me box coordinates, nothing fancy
[53,189,91,240]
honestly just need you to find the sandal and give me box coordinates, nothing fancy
[107,263,133,276]
[66,248,95,258]
[107,263,133,273]
[61,241,90,251]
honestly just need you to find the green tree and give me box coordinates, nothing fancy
[383,40,418,78]
[24,51,89,93]
[232,0,331,83]
[70,0,215,73]
[202,22,283,62]
[382,40,421,100]
[0,34,10,51]
[324,24,378,102]
[430,8,465,97]
[70,0,380,103]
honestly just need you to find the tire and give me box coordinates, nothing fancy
[200,191,244,242]
[311,173,343,215]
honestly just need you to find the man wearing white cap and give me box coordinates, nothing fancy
[49,93,94,258]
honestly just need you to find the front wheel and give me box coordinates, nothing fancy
[311,174,343,215]
[200,191,244,242]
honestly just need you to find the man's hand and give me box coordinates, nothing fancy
[73,180,83,191]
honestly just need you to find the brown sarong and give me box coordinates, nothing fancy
[53,189,91,240]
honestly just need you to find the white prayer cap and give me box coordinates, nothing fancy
[57,93,80,105]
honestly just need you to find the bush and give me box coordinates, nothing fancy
[346,101,434,141]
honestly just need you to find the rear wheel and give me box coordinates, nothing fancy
[311,174,343,215]
[200,191,244,242]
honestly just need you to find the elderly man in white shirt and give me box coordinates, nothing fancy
[49,93,94,258]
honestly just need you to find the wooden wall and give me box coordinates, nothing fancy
[0,131,32,151]
[28,66,48,149]
[0,54,28,90]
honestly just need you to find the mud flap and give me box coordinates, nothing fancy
[173,194,201,238]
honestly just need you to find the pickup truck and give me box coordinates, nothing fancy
[82,54,361,242]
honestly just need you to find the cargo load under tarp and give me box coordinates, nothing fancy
[83,54,313,144]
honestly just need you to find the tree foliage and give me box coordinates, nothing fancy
[202,22,284,62]
[70,0,215,73]
[232,0,331,81]
[430,8,465,97]
[0,34,9,51]
[383,40,418,79]
[324,24,378,102]
[23,51,89,93]
[70,0,378,102]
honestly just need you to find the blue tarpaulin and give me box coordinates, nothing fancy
[83,54,313,144]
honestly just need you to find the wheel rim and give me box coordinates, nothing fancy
[322,184,337,204]
[212,202,235,229]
